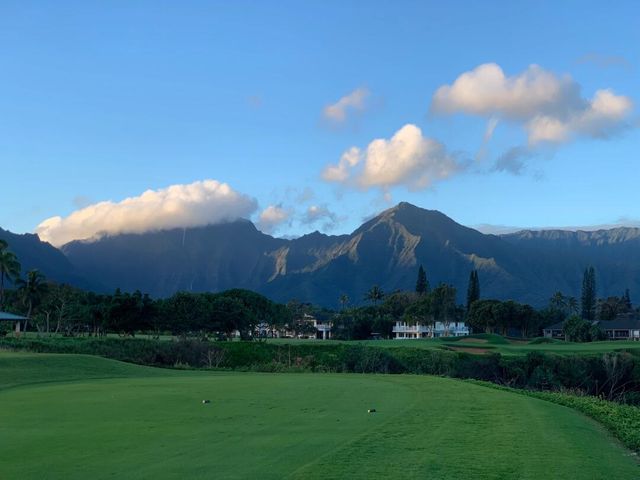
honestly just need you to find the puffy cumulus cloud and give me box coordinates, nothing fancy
[36,180,257,246]
[256,205,292,234]
[431,63,633,145]
[431,63,582,120]
[322,87,370,124]
[527,89,633,144]
[321,147,361,182]
[301,205,341,231]
[322,124,465,191]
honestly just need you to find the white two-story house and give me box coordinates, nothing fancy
[393,320,469,339]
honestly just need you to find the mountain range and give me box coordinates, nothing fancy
[2,203,640,307]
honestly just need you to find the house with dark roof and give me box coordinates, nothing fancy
[543,315,640,341]
[0,311,29,334]
[598,316,640,341]
[542,321,565,339]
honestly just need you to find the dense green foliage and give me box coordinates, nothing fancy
[467,299,539,337]
[2,352,638,479]
[4,336,640,403]
[563,315,607,342]
[0,239,21,309]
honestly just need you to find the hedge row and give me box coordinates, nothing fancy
[2,337,640,402]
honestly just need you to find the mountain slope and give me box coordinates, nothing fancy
[61,220,285,295]
[0,228,95,289]
[9,203,640,307]
[502,228,640,301]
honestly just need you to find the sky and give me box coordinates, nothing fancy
[1,1,639,246]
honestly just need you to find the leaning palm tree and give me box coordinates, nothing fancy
[0,240,21,309]
[364,285,385,306]
[15,270,48,333]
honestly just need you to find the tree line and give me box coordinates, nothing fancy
[2,238,638,340]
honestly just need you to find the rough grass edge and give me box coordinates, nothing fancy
[467,379,640,455]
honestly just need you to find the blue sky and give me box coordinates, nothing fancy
[1,1,638,245]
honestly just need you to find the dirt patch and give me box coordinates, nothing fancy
[508,339,529,345]
[449,347,491,355]
[458,338,488,344]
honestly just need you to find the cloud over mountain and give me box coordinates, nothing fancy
[256,205,292,234]
[36,180,257,246]
[322,124,465,191]
[301,205,341,231]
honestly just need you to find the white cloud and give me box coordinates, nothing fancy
[301,205,341,231]
[256,205,292,234]
[321,147,361,182]
[526,89,633,144]
[322,124,465,190]
[431,63,581,120]
[36,180,257,246]
[431,63,633,145]
[322,87,370,124]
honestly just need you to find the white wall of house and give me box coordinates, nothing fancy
[392,320,469,339]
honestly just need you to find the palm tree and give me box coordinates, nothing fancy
[339,294,349,310]
[566,296,579,315]
[15,270,48,333]
[0,240,21,309]
[549,291,567,313]
[364,285,385,306]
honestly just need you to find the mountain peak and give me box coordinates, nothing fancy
[390,201,422,213]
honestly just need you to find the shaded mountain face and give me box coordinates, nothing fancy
[8,203,640,307]
[61,220,285,295]
[501,228,640,303]
[0,228,96,289]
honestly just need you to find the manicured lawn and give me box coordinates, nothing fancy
[0,353,638,479]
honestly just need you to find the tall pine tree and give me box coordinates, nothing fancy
[466,270,480,312]
[623,289,632,311]
[415,265,429,295]
[580,266,596,320]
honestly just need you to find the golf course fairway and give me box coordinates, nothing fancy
[1,353,638,479]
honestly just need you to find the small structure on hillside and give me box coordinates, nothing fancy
[0,311,29,335]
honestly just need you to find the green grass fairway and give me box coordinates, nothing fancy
[1,353,638,479]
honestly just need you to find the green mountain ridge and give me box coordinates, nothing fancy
[3,203,640,307]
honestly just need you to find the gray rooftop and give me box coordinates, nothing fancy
[0,311,28,321]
